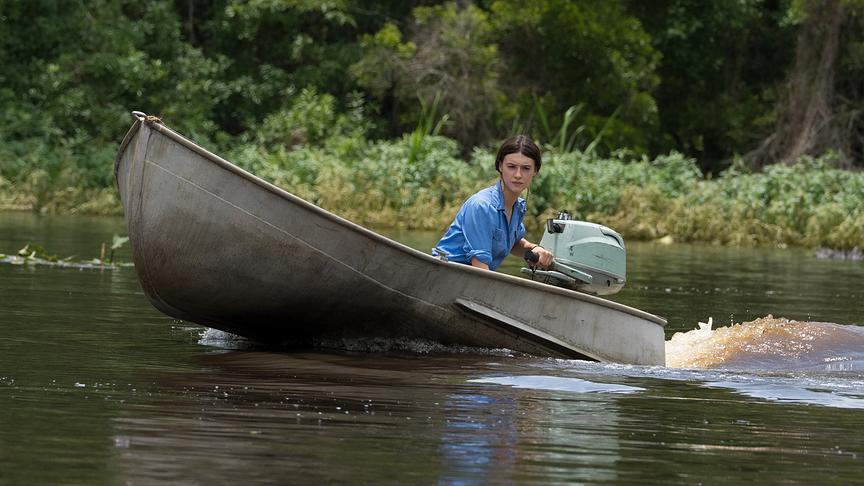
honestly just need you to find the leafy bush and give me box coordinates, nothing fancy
[232,132,487,231]
[224,129,864,251]
[597,154,864,249]
[526,149,701,221]
[3,93,862,250]
[253,88,371,148]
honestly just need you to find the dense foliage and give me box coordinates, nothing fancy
[233,134,864,250]
[1,0,863,250]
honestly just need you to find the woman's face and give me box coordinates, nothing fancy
[499,152,537,197]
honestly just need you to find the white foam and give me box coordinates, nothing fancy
[666,315,864,371]
[198,328,251,349]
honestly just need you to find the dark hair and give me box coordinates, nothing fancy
[495,135,542,173]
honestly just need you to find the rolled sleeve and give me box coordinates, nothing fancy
[459,199,497,265]
[433,182,521,270]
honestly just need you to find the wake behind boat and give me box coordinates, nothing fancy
[114,112,666,365]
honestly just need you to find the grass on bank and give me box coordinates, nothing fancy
[1,133,863,251]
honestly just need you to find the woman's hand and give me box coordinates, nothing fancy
[532,245,554,269]
[516,239,554,269]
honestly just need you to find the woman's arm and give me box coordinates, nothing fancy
[470,257,490,270]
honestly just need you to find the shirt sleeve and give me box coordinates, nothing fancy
[459,199,498,266]
[517,221,527,244]
[516,199,528,244]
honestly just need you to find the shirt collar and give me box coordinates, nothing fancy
[494,180,526,214]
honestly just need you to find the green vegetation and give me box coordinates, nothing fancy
[1,0,863,250]
[231,132,864,250]
[595,156,864,249]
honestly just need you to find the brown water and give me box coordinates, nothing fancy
[2,212,863,485]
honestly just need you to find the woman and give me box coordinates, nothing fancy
[433,135,554,271]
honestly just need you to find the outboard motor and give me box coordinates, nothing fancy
[521,211,626,296]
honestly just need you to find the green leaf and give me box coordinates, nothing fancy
[111,235,129,250]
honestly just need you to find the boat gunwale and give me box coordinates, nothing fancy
[116,113,666,328]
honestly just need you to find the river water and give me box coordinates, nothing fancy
[1,212,863,485]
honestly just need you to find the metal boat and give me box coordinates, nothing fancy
[114,112,666,364]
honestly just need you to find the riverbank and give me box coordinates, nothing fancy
[2,139,862,250]
[0,187,120,215]
[0,173,121,215]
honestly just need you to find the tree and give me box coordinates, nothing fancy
[746,0,850,168]
[628,0,796,174]
[187,0,424,137]
[353,2,502,149]
[491,0,661,154]
[0,0,229,186]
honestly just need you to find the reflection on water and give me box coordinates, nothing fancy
[110,351,639,484]
[704,381,864,410]
[3,213,864,484]
[105,349,864,484]
[470,375,644,394]
[438,392,519,485]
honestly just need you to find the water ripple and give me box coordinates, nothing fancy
[469,375,645,394]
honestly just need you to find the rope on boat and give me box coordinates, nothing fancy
[131,111,164,124]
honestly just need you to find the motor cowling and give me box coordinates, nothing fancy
[521,212,626,295]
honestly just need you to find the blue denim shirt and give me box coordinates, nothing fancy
[433,181,527,270]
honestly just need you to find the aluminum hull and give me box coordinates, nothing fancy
[114,115,666,365]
